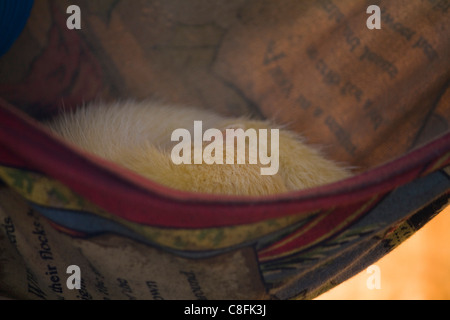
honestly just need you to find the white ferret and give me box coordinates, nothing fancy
[45,101,351,196]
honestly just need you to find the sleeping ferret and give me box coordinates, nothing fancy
[45,101,351,196]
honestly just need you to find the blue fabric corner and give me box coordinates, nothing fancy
[0,0,34,56]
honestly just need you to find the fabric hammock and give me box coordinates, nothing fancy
[0,0,449,300]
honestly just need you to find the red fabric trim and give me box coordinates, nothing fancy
[0,98,449,228]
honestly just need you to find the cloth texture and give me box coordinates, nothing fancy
[0,0,449,300]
